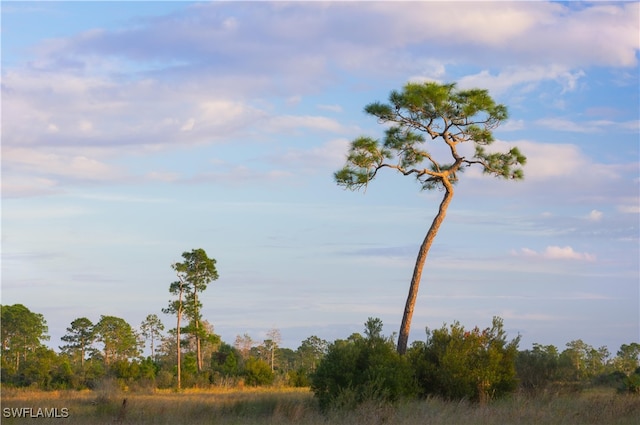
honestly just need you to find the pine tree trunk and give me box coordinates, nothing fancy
[397,179,454,355]
[195,290,202,373]
[196,334,202,372]
[193,264,203,373]
[177,286,183,390]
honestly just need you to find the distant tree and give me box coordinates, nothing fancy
[140,314,165,361]
[264,328,282,372]
[516,343,560,392]
[152,328,185,388]
[1,304,49,372]
[234,333,254,360]
[60,317,94,369]
[335,82,526,354]
[83,357,107,386]
[212,342,242,381]
[138,356,159,382]
[615,343,640,376]
[364,317,384,341]
[559,339,592,381]
[193,320,220,370]
[278,347,297,373]
[297,335,329,372]
[18,346,60,389]
[586,345,610,377]
[288,336,329,387]
[174,249,219,373]
[163,269,191,389]
[93,315,140,367]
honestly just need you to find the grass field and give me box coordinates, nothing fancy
[1,386,638,425]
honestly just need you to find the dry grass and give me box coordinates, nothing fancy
[1,386,638,425]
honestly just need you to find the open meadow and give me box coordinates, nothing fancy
[1,386,638,425]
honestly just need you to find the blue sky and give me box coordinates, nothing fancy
[2,1,638,354]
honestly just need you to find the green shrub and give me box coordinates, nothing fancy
[516,343,560,393]
[621,370,640,394]
[408,316,519,402]
[593,370,626,388]
[287,368,310,387]
[212,343,243,377]
[311,318,417,411]
[244,358,274,386]
[155,370,175,389]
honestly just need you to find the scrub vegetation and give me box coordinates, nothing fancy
[2,305,639,424]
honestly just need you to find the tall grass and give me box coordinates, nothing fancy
[1,386,638,424]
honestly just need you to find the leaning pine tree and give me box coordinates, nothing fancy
[334,82,526,354]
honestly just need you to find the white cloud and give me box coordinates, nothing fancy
[180,118,195,132]
[375,2,637,67]
[458,139,638,217]
[197,100,261,128]
[3,147,123,182]
[457,66,586,95]
[2,68,269,149]
[222,17,238,32]
[536,118,640,133]
[18,2,638,90]
[617,202,640,214]
[276,138,350,170]
[587,210,604,222]
[407,60,447,84]
[3,1,637,200]
[370,2,544,46]
[515,246,596,262]
[1,176,60,198]
[265,115,349,134]
[498,120,525,132]
[465,139,619,183]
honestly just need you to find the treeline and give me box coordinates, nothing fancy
[0,249,329,391]
[1,303,639,401]
[2,250,638,404]
[0,303,327,391]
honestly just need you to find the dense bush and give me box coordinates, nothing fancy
[211,343,242,378]
[287,368,311,387]
[621,367,640,394]
[311,319,416,411]
[516,343,559,393]
[244,358,274,386]
[408,317,519,403]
